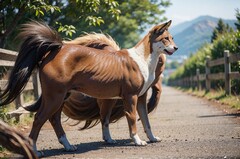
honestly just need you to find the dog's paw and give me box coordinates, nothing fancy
[135,140,147,146]
[132,134,147,146]
[150,136,161,143]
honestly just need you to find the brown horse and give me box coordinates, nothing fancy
[61,33,167,145]
[0,20,177,157]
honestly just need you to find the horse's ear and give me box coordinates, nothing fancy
[151,20,172,35]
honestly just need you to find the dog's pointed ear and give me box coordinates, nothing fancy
[151,20,172,35]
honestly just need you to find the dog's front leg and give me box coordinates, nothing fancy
[98,99,117,144]
[123,95,147,146]
[137,93,161,142]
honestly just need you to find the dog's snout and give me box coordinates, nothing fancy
[174,46,178,50]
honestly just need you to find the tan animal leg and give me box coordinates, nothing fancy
[137,94,161,142]
[147,78,162,113]
[49,107,77,151]
[98,99,117,144]
[29,93,66,157]
[152,79,162,105]
[123,95,147,146]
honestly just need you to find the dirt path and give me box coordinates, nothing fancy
[13,86,240,158]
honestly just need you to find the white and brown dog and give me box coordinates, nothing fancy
[62,33,168,145]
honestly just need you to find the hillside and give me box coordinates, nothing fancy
[169,16,236,58]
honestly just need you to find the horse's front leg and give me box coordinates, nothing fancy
[137,93,161,142]
[123,95,147,146]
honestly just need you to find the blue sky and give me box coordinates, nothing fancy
[165,0,240,26]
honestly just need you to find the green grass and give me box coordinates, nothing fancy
[177,87,240,110]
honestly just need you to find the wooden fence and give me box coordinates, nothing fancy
[168,50,240,95]
[0,48,41,119]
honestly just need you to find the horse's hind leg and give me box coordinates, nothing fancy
[98,99,117,144]
[49,106,77,151]
[29,93,66,157]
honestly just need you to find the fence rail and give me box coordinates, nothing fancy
[0,48,41,119]
[169,50,240,95]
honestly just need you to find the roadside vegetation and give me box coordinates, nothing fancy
[168,9,240,110]
[177,87,240,110]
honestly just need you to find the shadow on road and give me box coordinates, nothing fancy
[42,139,134,158]
[198,113,240,118]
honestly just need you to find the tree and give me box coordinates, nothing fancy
[235,8,240,31]
[211,29,218,43]
[87,0,172,48]
[211,19,231,42]
[0,0,120,48]
[0,0,171,49]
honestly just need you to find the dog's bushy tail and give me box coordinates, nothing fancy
[0,21,62,106]
[62,92,125,130]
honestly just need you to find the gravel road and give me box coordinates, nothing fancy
[12,86,240,158]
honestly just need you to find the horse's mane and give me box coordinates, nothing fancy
[63,33,120,51]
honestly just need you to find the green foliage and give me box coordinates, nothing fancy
[0,106,8,122]
[166,61,181,69]
[0,0,121,48]
[56,22,76,37]
[211,19,233,42]
[168,65,184,80]
[211,31,240,93]
[28,0,61,17]
[235,8,240,31]
[169,43,212,81]
[169,30,240,94]
[0,0,170,49]
[67,0,171,48]
[212,31,240,72]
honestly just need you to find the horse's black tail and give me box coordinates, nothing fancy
[23,95,42,112]
[0,21,62,106]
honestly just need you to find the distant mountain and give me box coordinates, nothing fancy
[169,15,237,58]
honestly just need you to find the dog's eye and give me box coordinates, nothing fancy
[172,37,174,40]
[165,37,169,40]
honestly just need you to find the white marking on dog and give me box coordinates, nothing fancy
[127,42,160,96]
[154,41,176,55]
[132,134,147,146]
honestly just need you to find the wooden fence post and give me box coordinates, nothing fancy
[205,56,211,91]
[14,94,24,122]
[224,50,231,95]
[32,71,41,100]
[190,75,193,88]
[196,68,201,90]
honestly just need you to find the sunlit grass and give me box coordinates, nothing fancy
[177,87,240,110]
